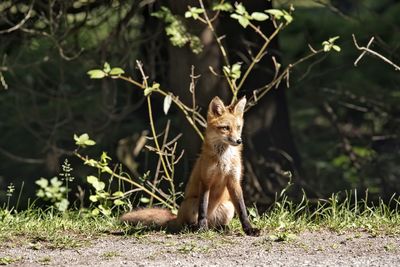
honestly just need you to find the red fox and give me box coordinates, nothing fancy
[120,96,260,236]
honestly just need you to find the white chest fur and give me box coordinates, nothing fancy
[215,145,241,180]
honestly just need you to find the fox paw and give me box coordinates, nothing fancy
[244,227,260,236]
[197,219,209,231]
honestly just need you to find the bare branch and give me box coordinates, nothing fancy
[352,34,400,71]
[0,1,34,34]
[0,147,44,164]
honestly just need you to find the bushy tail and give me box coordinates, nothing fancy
[120,208,178,230]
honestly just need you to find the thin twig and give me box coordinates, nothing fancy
[116,70,205,139]
[237,23,284,92]
[352,34,400,71]
[198,0,230,66]
[0,1,34,34]
[247,48,324,111]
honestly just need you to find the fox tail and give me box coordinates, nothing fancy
[120,208,179,231]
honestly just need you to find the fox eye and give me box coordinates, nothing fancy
[237,125,241,130]
[218,125,230,131]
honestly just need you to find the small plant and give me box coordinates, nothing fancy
[59,159,74,204]
[5,183,15,211]
[322,36,341,52]
[35,177,69,212]
[86,170,127,216]
[35,158,77,212]
[74,129,183,215]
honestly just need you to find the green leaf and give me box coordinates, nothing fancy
[322,36,340,53]
[235,3,246,15]
[238,16,250,28]
[50,177,62,187]
[55,199,69,212]
[212,2,233,12]
[87,69,106,79]
[265,9,284,19]
[93,181,105,191]
[35,178,48,188]
[91,208,100,216]
[109,67,125,76]
[329,36,340,43]
[224,63,242,80]
[103,62,111,73]
[323,44,331,52]
[74,133,96,147]
[283,11,293,24]
[84,159,98,167]
[102,166,113,174]
[185,7,204,20]
[99,204,111,216]
[163,94,172,115]
[184,11,192,18]
[87,175,98,185]
[89,195,98,202]
[251,12,269,21]
[113,199,125,206]
[140,197,150,203]
[98,192,109,198]
[152,82,160,89]
[101,152,111,163]
[74,133,87,143]
[112,191,124,197]
[332,45,341,52]
[231,63,241,73]
[36,189,45,198]
[84,139,96,146]
[230,13,242,20]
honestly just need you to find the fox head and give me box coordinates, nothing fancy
[206,96,246,147]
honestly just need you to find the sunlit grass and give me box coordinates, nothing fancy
[0,209,123,249]
[1,190,399,249]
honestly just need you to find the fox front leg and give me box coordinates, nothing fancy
[227,178,260,236]
[197,183,210,231]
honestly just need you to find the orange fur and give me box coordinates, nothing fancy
[121,96,259,235]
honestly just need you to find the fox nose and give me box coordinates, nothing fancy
[236,138,242,145]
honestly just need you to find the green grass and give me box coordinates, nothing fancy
[0,256,22,265]
[249,191,400,235]
[1,191,400,250]
[0,209,123,249]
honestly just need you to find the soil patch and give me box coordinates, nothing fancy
[1,230,399,266]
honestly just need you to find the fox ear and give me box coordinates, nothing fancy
[233,96,246,116]
[208,96,226,117]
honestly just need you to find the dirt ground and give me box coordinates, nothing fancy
[1,230,399,266]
